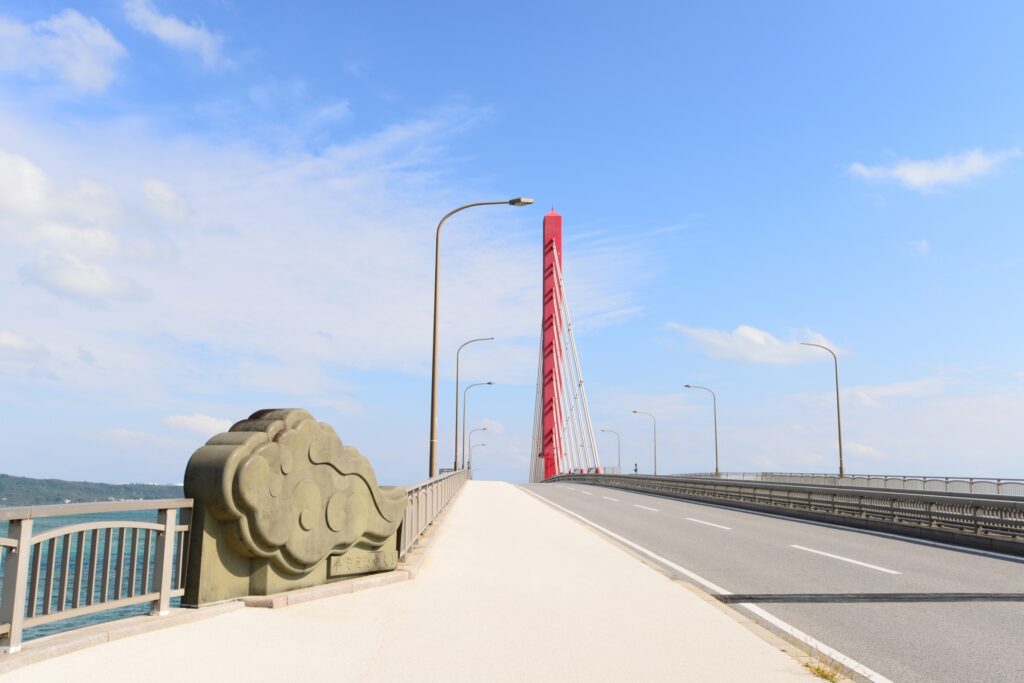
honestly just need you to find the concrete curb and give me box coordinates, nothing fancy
[241,484,461,609]
[0,602,244,677]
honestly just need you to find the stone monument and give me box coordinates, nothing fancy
[182,409,408,606]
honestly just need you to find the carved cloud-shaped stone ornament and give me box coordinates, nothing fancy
[184,409,407,577]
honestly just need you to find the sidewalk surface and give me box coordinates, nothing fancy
[9,481,813,682]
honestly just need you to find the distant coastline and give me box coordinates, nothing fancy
[0,473,184,507]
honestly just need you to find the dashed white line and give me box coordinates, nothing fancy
[634,504,659,512]
[520,488,893,683]
[564,487,575,491]
[580,491,593,496]
[602,496,619,502]
[686,517,731,530]
[790,545,901,575]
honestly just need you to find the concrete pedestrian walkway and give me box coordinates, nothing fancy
[8,481,814,682]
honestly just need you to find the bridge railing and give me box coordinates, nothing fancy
[680,472,1024,496]
[398,468,469,559]
[0,468,469,652]
[0,499,192,654]
[551,473,1024,555]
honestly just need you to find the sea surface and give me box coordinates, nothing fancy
[1,510,185,642]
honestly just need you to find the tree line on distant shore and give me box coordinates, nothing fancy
[0,473,183,506]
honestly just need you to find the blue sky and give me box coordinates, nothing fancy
[1,1,1023,485]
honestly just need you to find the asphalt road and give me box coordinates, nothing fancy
[524,482,1024,683]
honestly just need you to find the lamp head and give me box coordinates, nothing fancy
[486,381,495,385]
[509,197,534,206]
[631,410,639,414]
[684,384,693,388]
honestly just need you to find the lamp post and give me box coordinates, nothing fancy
[801,342,845,478]
[600,429,621,472]
[468,427,487,470]
[684,384,719,476]
[428,198,534,478]
[632,410,657,475]
[469,443,486,471]
[454,337,493,470]
[462,381,494,463]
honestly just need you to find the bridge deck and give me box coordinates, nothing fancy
[7,481,812,682]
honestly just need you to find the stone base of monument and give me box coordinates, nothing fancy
[180,409,409,607]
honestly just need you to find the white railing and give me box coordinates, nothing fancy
[398,468,469,558]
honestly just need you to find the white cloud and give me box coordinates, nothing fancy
[163,414,232,436]
[0,10,125,93]
[666,324,837,365]
[909,239,929,256]
[141,179,189,221]
[845,377,946,408]
[849,148,1021,191]
[36,223,119,255]
[123,0,227,68]
[20,252,140,302]
[0,330,47,358]
[845,442,886,461]
[0,149,51,214]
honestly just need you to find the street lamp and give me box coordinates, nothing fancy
[454,337,494,470]
[462,381,494,463]
[428,198,534,477]
[632,410,657,475]
[684,385,719,476]
[469,443,486,470]
[801,342,845,478]
[600,429,621,472]
[468,427,487,470]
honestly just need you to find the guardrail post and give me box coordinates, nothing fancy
[0,519,34,653]
[151,508,177,616]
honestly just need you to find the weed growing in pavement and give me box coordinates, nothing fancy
[804,661,840,682]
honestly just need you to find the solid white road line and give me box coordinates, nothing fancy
[603,496,619,502]
[634,504,659,512]
[580,491,593,496]
[521,488,893,683]
[790,545,901,575]
[686,517,731,530]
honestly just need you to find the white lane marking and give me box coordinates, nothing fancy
[521,488,893,683]
[602,496,619,502]
[564,487,575,491]
[790,545,901,575]
[686,517,731,530]
[634,504,659,512]
[580,491,593,496]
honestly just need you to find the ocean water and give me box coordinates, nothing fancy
[1,510,186,643]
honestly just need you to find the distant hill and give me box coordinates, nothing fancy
[0,473,184,507]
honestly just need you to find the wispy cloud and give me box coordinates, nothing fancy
[163,413,232,436]
[666,324,837,364]
[908,239,930,256]
[845,376,946,408]
[123,0,227,69]
[849,148,1021,191]
[0,9,125,93]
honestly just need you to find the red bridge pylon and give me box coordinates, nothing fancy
[530,210,603,482]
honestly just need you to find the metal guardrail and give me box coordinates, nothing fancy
[398,468,469,559]
[550,473,1024,556]
[681,472,1024,497]
[0,499,192,653]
